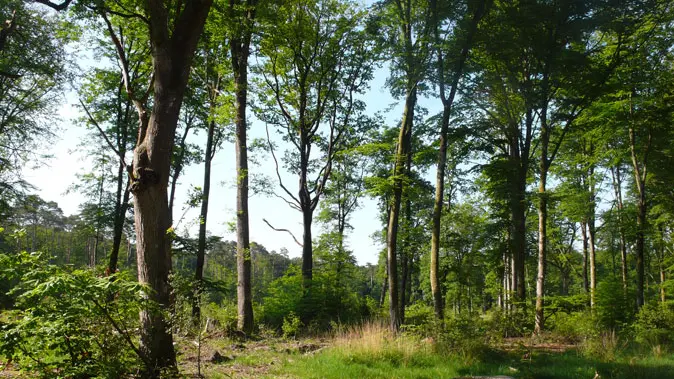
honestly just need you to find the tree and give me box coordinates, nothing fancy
[370,0,432,332]
[228,0,258,334]
[429,0,488,321]
[255,0,373,291]
[190,28,227,322]
[66,0,215,374]
[0,0,68,210]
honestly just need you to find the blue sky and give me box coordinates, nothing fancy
[21,0,449,265]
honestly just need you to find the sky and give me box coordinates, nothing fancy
[21,58,443,266]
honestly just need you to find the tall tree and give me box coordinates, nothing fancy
[429,0,488,321]
[69,0,214,374]
[371,0,432,332]
[228,0,257,334]
[255,0,373,289]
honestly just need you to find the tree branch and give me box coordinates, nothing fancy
[32,0,72,11]
[78,97,129,168]
[262,218,303,247]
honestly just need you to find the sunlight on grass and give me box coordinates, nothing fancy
[267,321,501,379]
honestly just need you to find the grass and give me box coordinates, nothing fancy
[256,322,674,379]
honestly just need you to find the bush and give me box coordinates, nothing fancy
[632,302,674,348]
[578,329,626,361]
[282,312,302,339]
[483,308,534,338]
[0,251,147,377]
[595,278,633,331]
[401,302,435,336]
[203,301,238,334]
[550,310,598,343]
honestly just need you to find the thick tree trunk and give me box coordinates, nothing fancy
[232,30,254,333]
[301,207,313,284]
[131,2,212,375]
[193,120,215,321]
[387,86,416,332]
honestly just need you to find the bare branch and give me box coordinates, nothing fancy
[262,218,303,247]
[78,97,129,168]
[32,0,72,11]
[266,123,301,205]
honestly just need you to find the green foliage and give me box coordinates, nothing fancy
[550,310,598,343]
[262,265,304,328]
[0,250,147,377]
[484,308,534,338]
[596,277,634,331]
[401,302,435,335]
[282,311,302,340]
[632,303,674,347]
[197,301,240,336]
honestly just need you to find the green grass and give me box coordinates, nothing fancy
[254,323,674,379]
[271,348,674,379]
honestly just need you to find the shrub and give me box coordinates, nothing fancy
[595,278,633,331]
[578,329,626,361]
[401,302,435,336]
[483,308,534,338]
[282,311,302,339]
[550,310,598,343]
[0,251,147,377]
[632,302,674,348]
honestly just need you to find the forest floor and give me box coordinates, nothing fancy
[2,329,673,378]
[178,330,674,379]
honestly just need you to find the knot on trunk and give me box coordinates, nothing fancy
[130,142,160,193]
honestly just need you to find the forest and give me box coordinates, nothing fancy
[1,0,674,378]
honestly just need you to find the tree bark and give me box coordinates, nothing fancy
[429,0,486,322]
[387,86,416,332]
[589,213,597,309]
[534,110,549,335]
[629,118,650,309]
[581,221,589,293]
[193,119,216,321]
[230,0,255,332]
[611,164,628,292]
[131,1,212,375]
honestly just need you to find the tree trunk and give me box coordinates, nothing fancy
[193,119,216,321]
[387,86,416,332]
[581,221,589,293]
[231,10,255,332]
[510,150,527,303]
[611,164,628,291]
[535,149,548,334]
[628,96,651,309]
[131,2,212,375]
[109,176,131,274]
[589,214,597,309]
[635,196,646,308]
[400,248,408,324]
